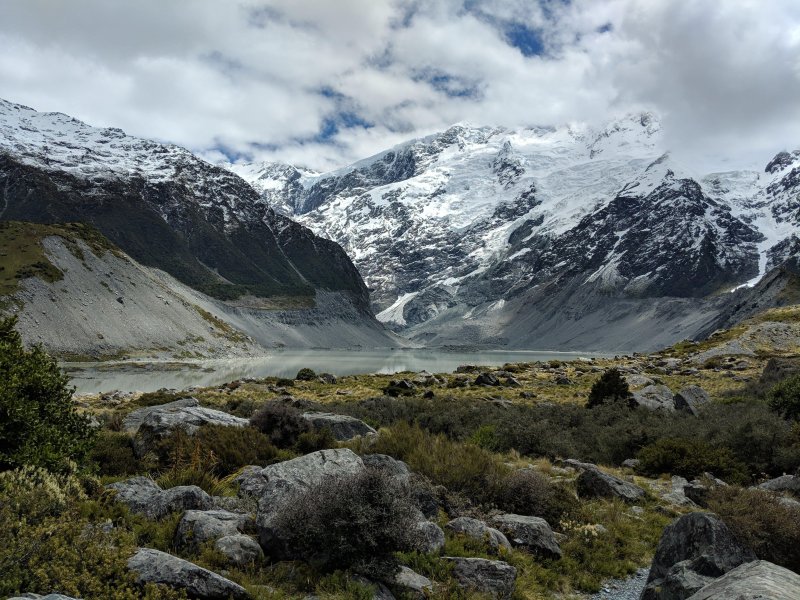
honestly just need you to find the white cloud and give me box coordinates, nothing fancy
[0,0,798,171]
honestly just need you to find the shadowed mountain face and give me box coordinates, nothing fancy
[233,115,800,350]
[0,99,370,310]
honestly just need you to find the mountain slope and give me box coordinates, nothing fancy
[234,115,800,351]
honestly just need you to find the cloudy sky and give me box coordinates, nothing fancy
[1,0,799,172]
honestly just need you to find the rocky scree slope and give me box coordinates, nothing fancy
[233,116,800,351]
[0,99,396,353]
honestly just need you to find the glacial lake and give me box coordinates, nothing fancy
[64,348,613,394]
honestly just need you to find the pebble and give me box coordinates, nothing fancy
[589,568,649,600]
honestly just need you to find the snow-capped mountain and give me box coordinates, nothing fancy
[232,114,800,351]
[0,98,395,350]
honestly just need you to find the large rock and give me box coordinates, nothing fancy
[392,566,433,599]
[414,520,445,554]
[641,512,756,600]
[446,516,511,552]
[174,509,252,549]
[758,474,800,496]
[491,514,562,559]
[686,560,800,600]
[673,386,710,416]
[631,385,675,411]
[214,534,264,567]
[443,557,517,599]
[661,476,697,507]
[106,477,211,520]
[576,468,646,503]
[362,454,411,481]
[122,397,199,433]
[301,412,377,441]
[133,403,249,456]
[127,547,249,600]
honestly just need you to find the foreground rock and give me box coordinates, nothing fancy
[641,512,756,600]
[491,514,562,558]
[576,468,645,503]
[362,454,411,481]
[414,520,446,554]
[446,516,511,551]
[133,402,248,456]
[122,397,199,433]
[630,385,675,411]
[128,548,249,600]
[301,412,377,441]
[686,560,800,600]
[758,474,800,496]
[106,477,211,519]
[443,557,517,599]
[392,566,433,599]
[214,534,264,567]
[174,509,253,549]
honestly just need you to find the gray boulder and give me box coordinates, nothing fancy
[362,454,411,481]
[301,412,377,441]
[127,547,249,599]
[392,566,433,599]
[443,557,517,599]
[106,477,211,520]
[122,397,199,433]
[491,514,562,558]
[686,560,800,600]
[133,404,249,456]
[576,468,646,503]
[758,474,800,496]
[661,476,697,507]
[684,474,727,508]
[475,372,501,386]
[175,509,252,549]
[446,516,511,551]
[351,576,396,600]
[626,374,655,388]
[631,385,675,411]
[673,386,710,416]
[414,520,445,554]
[7,596,81,600]
[641,512,756,600]
[214,534,264,567]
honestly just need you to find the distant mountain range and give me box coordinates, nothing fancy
[229,115,800,351]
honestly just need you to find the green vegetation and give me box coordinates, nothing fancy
[586,367,631,408]
[0,315,94,472]
[636,438,748,483]
[768,373,800,420]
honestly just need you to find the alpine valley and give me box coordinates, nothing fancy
[231,114,800,351]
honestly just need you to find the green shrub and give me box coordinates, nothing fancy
[636,437,748,483]
[296,367,317,381]
[134,389,184,407]
[709,485,800,573]
[491,468,579,524]
[194,424,283,475]
[767,374,800,420]
[362,421,508,503]
[587,368,631,409]
[250,401,312,448]
[267,467,419,575]
[0,316,94,472]
[88,430,144,477]
[294,428,337,454]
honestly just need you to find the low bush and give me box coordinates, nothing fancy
[491,468,579,524]
[586,368,631,408]
[250,401,312,448]
[296,367,317,381]
[134,389,184,407]
[88,430,144,477]
[267,467,420,575]
[193,424,283,475]
[767,373,800,420]
[708,485,800,573]
[636,437,748,483]
[294,428,337,454]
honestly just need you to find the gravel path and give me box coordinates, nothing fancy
[589,568,649,600]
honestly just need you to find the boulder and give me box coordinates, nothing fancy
[631,385,675,411]
[7,596,80,600]
[174,509,252,549]
[641,512,756,600]
[445,516,511,551]
[414,520,445,554]
[443,557,517,599]
[317,373,337,384]
[475,372,501,386]
[133,404,249,456]
[626,374,655,388]
[301,412,377,441]
[673,386,710,416]
[576,468,645,503]
[214,534,264,567]
[122,397,199,433]
[661,476,697,507]
[491,514,562,558]
[758,474,800,496]
[384,379,416,396]
[622,458,641,469]
[686,560,800,600]
[684,475,727,508]
[351,576,396,600]
[392,566,433,599]
[106,477,212,520]
[127,547,249,600]
[362,454,411,481]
